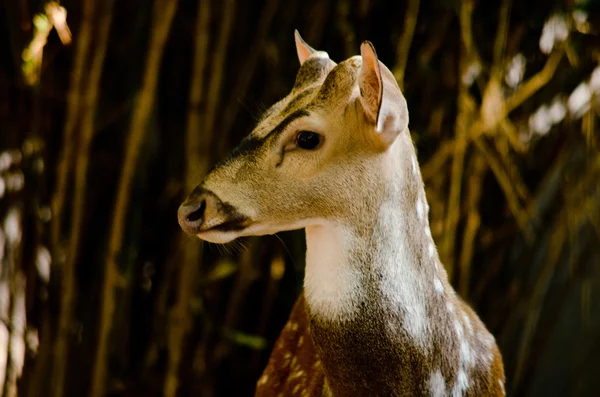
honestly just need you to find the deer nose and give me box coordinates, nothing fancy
[178,186,214,234]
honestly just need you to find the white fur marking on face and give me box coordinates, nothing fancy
[304,223,363,320]
[434,277,444,293]
[428,369,446,397]
[452,369,470,397]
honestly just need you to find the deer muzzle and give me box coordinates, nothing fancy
[178,185,249,237]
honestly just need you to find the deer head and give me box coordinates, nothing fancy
[178,31,410,244]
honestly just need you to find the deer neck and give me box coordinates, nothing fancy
[304,135,452,394]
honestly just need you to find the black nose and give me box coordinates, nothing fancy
[178,186,211,234]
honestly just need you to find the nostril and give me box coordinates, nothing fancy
[186,200,206,222]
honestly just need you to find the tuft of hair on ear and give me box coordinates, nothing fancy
[294,30,317,65]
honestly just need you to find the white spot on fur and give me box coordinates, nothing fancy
[480,330,496,350]
[454,318,464,338]
[499,379,505,395]
[460,339,474,367]
[425,227,432,238]
[452,369,470,397]
[416,198,425,220]
[428,243,435,258]
[463,312,473,335]
[428,370,446,397]
[446,301,454,314]
[411,157,418,175]
[434,277,444,293]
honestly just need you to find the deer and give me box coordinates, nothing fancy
[178,31,506,396]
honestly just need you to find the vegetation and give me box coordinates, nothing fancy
[0,0,598,396]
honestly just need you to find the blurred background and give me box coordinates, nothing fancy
[0,0,599,396]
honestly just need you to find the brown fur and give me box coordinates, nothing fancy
[255,293,505,397]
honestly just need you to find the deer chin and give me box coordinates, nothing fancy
[196,229,242,244]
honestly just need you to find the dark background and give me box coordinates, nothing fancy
[0,0,599,396]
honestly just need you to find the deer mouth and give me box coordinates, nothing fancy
[205,217,251,233]
[194,218,252,244]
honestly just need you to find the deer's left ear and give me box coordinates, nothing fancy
[295,30,317,65]
[358,41,409,148]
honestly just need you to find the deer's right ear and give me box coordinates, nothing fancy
[294,30,316,65]
[358,41,408,149]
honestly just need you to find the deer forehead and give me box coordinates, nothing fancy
[251,57,362,141]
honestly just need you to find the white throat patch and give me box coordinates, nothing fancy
[304,223,364,321]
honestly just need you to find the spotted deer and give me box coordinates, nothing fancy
[178,31,506,396]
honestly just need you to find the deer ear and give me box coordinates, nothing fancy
[294,30,317,65]
[359,41,408,148]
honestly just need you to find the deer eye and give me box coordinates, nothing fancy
[295,131,322,150]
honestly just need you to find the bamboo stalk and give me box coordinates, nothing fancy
[218,0,279,157]
[90,1,178,395]
[203,0,236,142]
[458,154,485,297]
[50,0,95,252]
[29,2,95,396]
[393,0,420,89]
[305,0,332,45]
[52,0,115,396]
[163,1,211,395]
[474,138,533,240]
[336,0,357,59]
[441,0,477,278]
[421,140,452,181]
[491,0,511,77]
